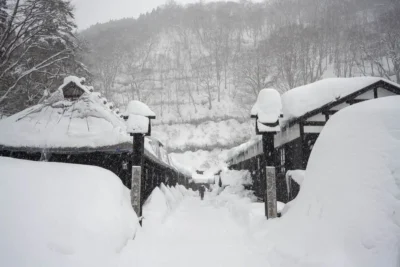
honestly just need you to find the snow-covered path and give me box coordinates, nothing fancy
[120,196,268,267]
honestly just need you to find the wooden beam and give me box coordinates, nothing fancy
[374,88,378,98]
[322,110,339,115]
[303,121,326,126]
[346,99,367,105]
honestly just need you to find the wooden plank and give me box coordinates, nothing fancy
[303,121,326,126]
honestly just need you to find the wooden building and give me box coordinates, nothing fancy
[0,76,191,203]
[227,77,400,202]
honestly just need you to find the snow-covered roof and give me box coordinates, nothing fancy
[0,76,191,178]
[0,80,129,149]
[125,100,156,118]
[281,77,400,125]
[226,136,263,164]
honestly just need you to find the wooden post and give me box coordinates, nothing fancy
[131,133,144,223]
[262,133,278,219]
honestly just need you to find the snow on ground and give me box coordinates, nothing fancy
[254,96,400,267]
[119,195,269,267]
[0,157,138,267]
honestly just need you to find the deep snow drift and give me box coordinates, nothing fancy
[259,96,400,267]
[0,157,138,267]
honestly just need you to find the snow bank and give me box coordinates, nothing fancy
[160,183,182,211]
[285,170,305,186]
[285,170,305,195]
[0,157,138,267]
[142,184,190,228]
[261,96,400,267]
[142,187,169,226]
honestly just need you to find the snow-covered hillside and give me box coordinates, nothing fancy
[153,119,253,152]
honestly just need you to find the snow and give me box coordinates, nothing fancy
[258,96,400,267]
[0,157,138,267]
[220,169,251,187]
[251,88,282,124]
[281,77,400,125]
[142,187,169,227]
[170,148,231,178]
[160,183,180,211]
[126,114,149,134]
[285,170,305,186]
[125,100,156,118]
[119,196,267,267]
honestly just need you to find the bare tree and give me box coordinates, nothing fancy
[0,0,82,114]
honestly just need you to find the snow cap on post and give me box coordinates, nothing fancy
[126,115,150,134]
[125,100,156,135]
[126,100,156,119]
[251,88,282,132]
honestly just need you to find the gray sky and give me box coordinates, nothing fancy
[71,0,221,30]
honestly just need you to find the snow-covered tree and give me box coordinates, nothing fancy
[0,0,87,114]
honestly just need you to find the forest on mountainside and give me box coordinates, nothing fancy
[81,0,400,123]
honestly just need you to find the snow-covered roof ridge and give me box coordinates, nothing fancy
[281,76,400,125]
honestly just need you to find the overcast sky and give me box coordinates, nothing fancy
[71,0,221,30]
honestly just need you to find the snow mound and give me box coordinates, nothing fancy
[142,187,169,226]
[160,183,178,210]
[285,170,305,186]
[0,157,138,267]
[263,96,400,267]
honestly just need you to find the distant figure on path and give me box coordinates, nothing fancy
[199,185,205,200]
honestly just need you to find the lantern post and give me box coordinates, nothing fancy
[124,101,156,224]
[251,89,282,219]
